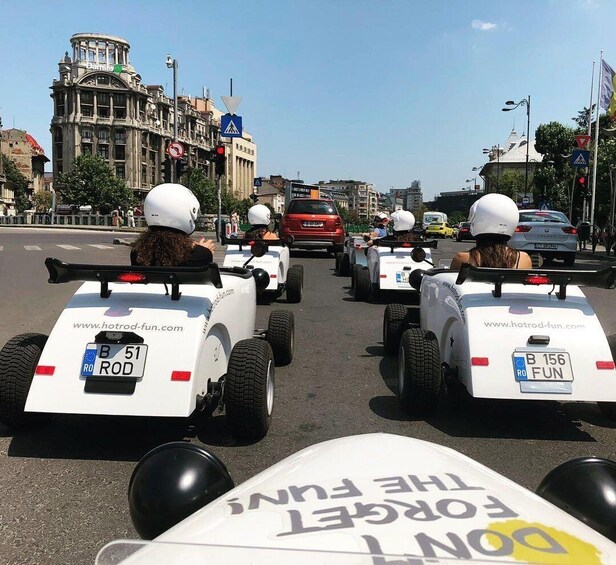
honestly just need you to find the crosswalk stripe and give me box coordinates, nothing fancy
[24,245,42,251]
[57,244,81,250]
[89,244,114,249]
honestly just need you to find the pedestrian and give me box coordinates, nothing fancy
[451,194,532,270]
[127,207,135,228]
[130,183,215,267]
[230,210,240,235]
[577,221,591,251]
[591,225,601,254]
[111,208,119,227]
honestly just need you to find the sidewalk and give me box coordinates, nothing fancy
[575,244,616,262]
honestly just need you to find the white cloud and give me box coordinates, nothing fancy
[471,19,498,31]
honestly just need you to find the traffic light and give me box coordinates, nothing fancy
[577,174,589,197]
[214,145,226,177]
[176,158,189,180]
[162,157,172,183]
[249,192,259,203]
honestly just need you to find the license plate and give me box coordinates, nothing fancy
[396,271,409,284]
[303,221,323,228]
[81,343,148,378]
[534,243,558,249]
[512,350,574,382]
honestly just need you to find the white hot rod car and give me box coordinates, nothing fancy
[352,240,437,302]
[0,254,296,440]
[384,263,616,419]
[97,433,616,564]
[223,238,304,303]
[335,234,367,276]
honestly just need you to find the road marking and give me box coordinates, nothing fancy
[89,244,114,249]
[57,244,81,250]
[0,246,3,252]
[24,245,42,251]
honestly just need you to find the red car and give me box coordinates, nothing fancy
[456,221,474,242]
[279,198,345,252]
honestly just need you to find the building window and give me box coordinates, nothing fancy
[81,90,93,117]
[114,145,125,160]
[55,93,65,116]
[141,165,147,186]
[81,128,93,142]
[79,47,86,60]
[113,93,126,119]
[82,144,92,155]
[54,128,63,142]
[98,50,106,63]
[97,145,109,159]
[98,92,110,118]
[115,164,125,179]
[97,75,109,85]
[89,50,95,62]
[98,129,109,143]
[109,50,115,64]
[114,129,126,144]
[56,162,63,175]
[139,99,146,120]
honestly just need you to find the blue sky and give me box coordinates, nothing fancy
[1,0,614,199]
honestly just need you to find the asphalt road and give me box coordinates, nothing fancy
[1,228,616,564]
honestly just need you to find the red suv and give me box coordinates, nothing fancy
[279,198,345,252]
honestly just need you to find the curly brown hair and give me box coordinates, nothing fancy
[131,227,193,266]
[469,236,519,268]
[244,226,268,239]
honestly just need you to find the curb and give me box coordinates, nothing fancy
[0,224,143,233]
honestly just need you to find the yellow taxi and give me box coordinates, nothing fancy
[425,221,454,238]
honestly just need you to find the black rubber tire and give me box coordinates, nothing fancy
[266,311,294,366]
[563,253,576,267]
[383,304,409,354]
[286,266,303,303]
[340,253,351,276]
[398,328,442,416]
[354,266,371,302]
[0,333,49,428]
[225,339,274,440]
[335,252,343,275]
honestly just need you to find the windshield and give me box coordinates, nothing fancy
[287,200,337,215]
[519,211,570,224]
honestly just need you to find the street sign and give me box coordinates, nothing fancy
[221,114,242,138]
[221,96,242,115]
[575,135,591,149]
[166,141,185,160]
[253,177,262,187]
[522,196,530,205]
[571,149,590,167]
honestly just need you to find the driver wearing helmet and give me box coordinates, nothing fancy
[371,210,418,244]
[451,194,531,270]
[130,183,215,267]
[244,204,279,240]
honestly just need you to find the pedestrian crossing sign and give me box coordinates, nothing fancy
[571,149,590,167]
[221,114,242,138]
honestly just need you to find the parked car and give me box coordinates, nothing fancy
[509,209,578,266]
[456,221,474,241]
[425,221,453,238]
[278,199,345,253]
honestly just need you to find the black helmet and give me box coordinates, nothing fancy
[128,442,234,539]
[537,457,616,542]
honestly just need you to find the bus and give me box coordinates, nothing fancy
[422,211,448,230]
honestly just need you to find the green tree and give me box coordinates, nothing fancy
[535,122,575,168]
[180,168,217,213]
[58,154,134,213]
[1,155,30,212]
[497,169,526,200]
[448,211,466,225]
[32,190,53,213]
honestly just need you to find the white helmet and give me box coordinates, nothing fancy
[248,204,271,226]
[469,193,519,239]
[374,211,389,222]
[144,183,200,234]
[390,210,415,231]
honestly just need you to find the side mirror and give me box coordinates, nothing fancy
[128,442,234,540]
[411,247,426,263]
[252,268,270,292]
[409,269,425,290]
[251,240,268,258]
[537,457,616,543]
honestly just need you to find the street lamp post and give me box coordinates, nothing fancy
[483,146,502,192]
[502,96,531,197]
[166,54,178,182]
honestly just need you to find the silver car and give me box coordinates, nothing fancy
[509,209,578,266]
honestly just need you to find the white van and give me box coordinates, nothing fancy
[422,211,447,230]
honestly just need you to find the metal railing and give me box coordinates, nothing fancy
[0,213,147,228]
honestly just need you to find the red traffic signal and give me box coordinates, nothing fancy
[578,176,586,185]
[215,145,225,156]
[214,145,226,176]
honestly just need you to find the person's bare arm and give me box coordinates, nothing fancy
[517,251,532,269]
[194,237,216,252]
[450,251,470,271]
